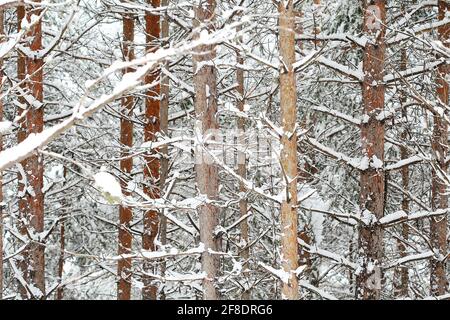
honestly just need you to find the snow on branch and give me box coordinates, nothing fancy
[387,18,450,45]
[0,10,44,60]
[161,66,195,94]
[298,237,357,270]
[293,49,322,72]
[312,105,361,126]
[316,56,364,82]
[138,271,207,283]
[9,259,43,299]
[0,0,70,8]
[296,33,368,48]
[299,205,360,226]
[108,0,170,13]
[202,142,282,204]
[384,59,447,83]
[385,155,428,171]
[0,20,245,172]
[224,40,279,70]
[424,293,450,301]
[258,262,292,284]
[108,243,206,261]
[383,251,434,270]
[379,209,448,227]
[388,180,430,211]
[306,137,368,171]
[390,0,437,30]
[299,281,338,300]
[32,5,76,59]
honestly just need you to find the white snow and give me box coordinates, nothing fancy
[93,167,123,204]
[371,155,383,169]
[47,163,65,182]
[379,210,408,225]
[385,155,425,171]
[307,138,372,171]
[317,56,364,81]
[258,262,291,284]
[0,120,12,135]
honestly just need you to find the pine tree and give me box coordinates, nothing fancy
[16,1,46,299]
[278,0,299,300]
[235,21,250,300]
[357,0,387,300]
[16,3,29,299]
[142,0,161,300]
[393,45,410,298]
[159,0,170,300]
[430,0,449,296]
[193,0,220,300]
[118,6,135,300]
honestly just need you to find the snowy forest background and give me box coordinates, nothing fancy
[0,0,449,300]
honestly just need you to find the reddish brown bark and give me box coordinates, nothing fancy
[193,0,220,300]
[278,0,299,300]
[21,1,45,299]
[430,0,449,296]
[142,0,161,300]
[159,0,169,300]
[117,10,135,301]
[357,0,387,300]
[16,4,29,299]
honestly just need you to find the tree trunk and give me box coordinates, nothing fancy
[24,1,45,299]
[356,0,386,300]
[117,9,135,301]
[235,23,250,300]
[193,0,220,300]
[430,0,449,296]
[393,46,409,299]
[142,0,161,300]
[16,4,30,299]
[56,211,65,300]
[357,0,387,300]
[159,0,169,300]
[56,166,68,300]
[278,0,299,300]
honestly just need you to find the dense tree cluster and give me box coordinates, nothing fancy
[0,0,448,300]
